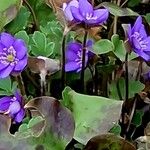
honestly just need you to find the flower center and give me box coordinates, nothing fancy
[7,54,14,62]
[133,32,148,50]
[0,46,19,66]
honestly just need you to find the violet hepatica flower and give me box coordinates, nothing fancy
[0,90,25,123]
[63,0,109,26]
[65,40,93,72]
[0,32,28,78]
[128,16,150,61]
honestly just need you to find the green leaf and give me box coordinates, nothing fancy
[101,2,139,16]
[0,77,11,92]
[31,0,55,26]
[145,13,150,24]
[5,6,30,34]
[62,87,123,144]
[132,110,144,127]
[15,116,45,139]
[28,116,44,128]
[111,34,137,61]
[0,77,18,96]
[31,31,54,57]
[93,39,114,54]
[128,0,141,7]
[40,21,63,56]
[15,30,29,45]
[0,0,22,31]
[109,123,121,135]
[109,78,145,100]
[33,31,46,51]
[0,0,19,12]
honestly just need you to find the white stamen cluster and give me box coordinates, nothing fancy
[0,46,19,66]
[133,32,148,50]
[86,13,97,20]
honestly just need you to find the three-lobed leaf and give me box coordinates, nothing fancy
[31,31,54,57]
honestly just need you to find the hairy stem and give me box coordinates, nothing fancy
[113,0,121,34]
[81,29,88,92]
[125,52,129,102]
[23,0,39,30]
[61,34,67,90]
[16,74,26,97]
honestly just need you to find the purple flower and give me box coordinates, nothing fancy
[63,0,109,26]
[63,0,79,21]
[0,32,28,78]
[65,40,93,72]
[0,90,25,123]
[128,16,150,61]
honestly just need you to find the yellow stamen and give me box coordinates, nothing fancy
[7,55,14,62]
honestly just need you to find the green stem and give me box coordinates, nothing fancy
[80,29,88,92]
[23,0,39,30]
[61,34,67,90]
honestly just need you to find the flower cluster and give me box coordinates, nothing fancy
[65,40,93,72]
[63,0,109,26]
[0,32,28,78]
[0,90,25,123]
[128,16,150,61]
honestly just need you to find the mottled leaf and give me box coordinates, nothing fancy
[62,87,123,144]
[25,96,75,148]
[0,0,22,31]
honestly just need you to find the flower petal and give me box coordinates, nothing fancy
[144,37,150,51]
[63,0,79,21]
[139,25,147,38]
[65,61,80,72]
[0,65,14,78]
[13,39,27,59]
[67,42,82,53]
[66,49,78,61]
[0,96,12,112]
[71,6,84,22]
[14,90,22,102]
[132,16,142,33]
[9,101,21,115]
[86,40,93,48]
[14,108,25,123]
[79,0,93,18]
[86,9,109,25]
[0,43,5,52]
[135,50,150,61]
[132,37,142,50]
[0,63,9,71]
[0,32,15,48]
[13,56,27,72]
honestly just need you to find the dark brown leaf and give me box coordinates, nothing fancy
[84,134,136,150]
[25,96,75,143]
